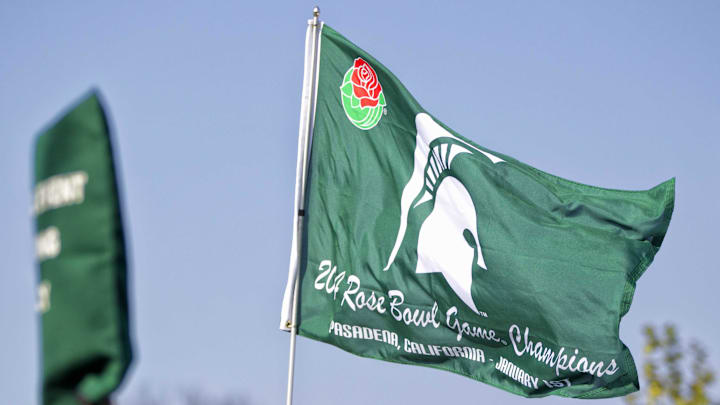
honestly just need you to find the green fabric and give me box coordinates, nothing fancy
[34,91,132,405]
[296,25,674,399]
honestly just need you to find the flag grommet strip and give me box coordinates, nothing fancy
[282,8,324,405]
[279,15,324,332]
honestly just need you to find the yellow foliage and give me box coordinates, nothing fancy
[625,325,716,405]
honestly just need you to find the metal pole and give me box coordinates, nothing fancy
[286,6,320,405]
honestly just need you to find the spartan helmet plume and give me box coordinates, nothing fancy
[384,113,504,314]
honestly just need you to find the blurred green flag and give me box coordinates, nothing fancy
[34,91,132,405]
[281,25,675,399]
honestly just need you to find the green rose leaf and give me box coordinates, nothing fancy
[343,67,353,84]
[350,92,361,109]
[340,81,354,97]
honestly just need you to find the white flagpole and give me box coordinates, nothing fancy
[285,6,321,405]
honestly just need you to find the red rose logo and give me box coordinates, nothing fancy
[340,57,386,129]
[350,58,382,108]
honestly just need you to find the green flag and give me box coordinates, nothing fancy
[34,91,132,405]
[282,24,674,399]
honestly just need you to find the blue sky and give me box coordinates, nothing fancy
[1,1,718,404]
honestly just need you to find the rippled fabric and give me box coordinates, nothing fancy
[34,91,132,405]
[295,25,674,399]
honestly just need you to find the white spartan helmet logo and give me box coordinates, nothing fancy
[384,113,504,314]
